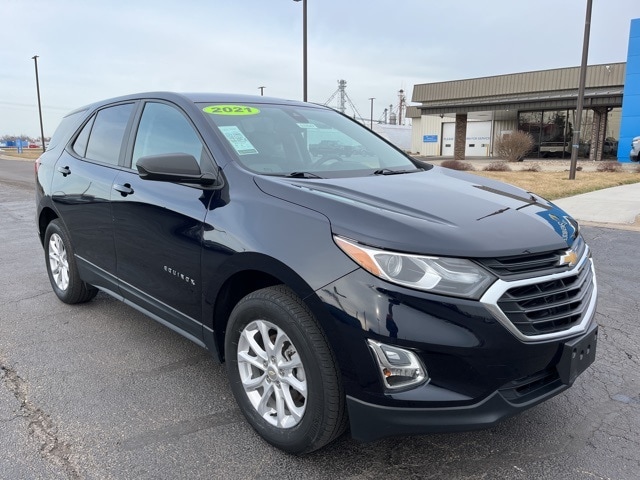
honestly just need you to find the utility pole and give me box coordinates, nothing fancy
[32,55,46,152]
[258,86,265,96]
[569,0,593,180]
[293,0,308,101]
[369,98,375,129]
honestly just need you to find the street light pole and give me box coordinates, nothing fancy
[569,0,593,180]
[32,55,46,152]
[369,97,375,129]
[258,86,265,96]
[293,0,308,102]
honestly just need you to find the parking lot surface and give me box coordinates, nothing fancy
[1,159,639,479]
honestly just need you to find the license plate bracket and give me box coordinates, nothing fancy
[557,326,598,385]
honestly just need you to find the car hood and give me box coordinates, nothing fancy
[253,166,579,257]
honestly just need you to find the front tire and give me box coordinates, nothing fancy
[225,285,347,454]
[44,219,98,304]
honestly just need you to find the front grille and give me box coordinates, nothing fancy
[497,261,595,336]
[477,235,586,278]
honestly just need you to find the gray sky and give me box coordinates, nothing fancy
[1,0,638,137]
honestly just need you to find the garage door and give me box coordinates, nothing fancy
[441,121,491,156]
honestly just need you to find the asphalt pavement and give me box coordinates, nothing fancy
[1,155,640,478]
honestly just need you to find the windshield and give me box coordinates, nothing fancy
[198,102,420,177]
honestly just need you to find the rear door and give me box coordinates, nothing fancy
[111,101,215,343]
[51,102,135,293]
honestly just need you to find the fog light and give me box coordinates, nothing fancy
[367,340,428,390]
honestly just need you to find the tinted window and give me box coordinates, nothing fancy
[84,103,134,165]
[72,116,94,157]
[132,102,205,168]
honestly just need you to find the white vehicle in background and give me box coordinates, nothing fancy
[630,136,640,162]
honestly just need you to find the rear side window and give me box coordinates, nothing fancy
[74,103,134,165]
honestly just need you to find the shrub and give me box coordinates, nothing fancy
[596,161,623,172]
[520,163,541,172]
[493,131,534,162]
[440,159,475,171]
[484,161,511,172]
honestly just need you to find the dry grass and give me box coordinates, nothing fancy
[472,170,640,200]
[0,150,43,160]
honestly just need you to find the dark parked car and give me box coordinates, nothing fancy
[35,92,598,454]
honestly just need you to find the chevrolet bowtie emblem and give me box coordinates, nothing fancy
[559,249,579,267]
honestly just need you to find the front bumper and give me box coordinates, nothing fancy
[313,248,598,443]
[347,388,554,443]
[348,322,597,442]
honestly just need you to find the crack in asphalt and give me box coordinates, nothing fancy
[0,361,82,480]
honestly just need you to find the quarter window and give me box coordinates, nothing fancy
[72,116,94,157]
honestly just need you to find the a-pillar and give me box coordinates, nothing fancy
[589,107,608,161]
[454,113,468,160]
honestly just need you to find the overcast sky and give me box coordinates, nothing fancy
[1,0,638,138]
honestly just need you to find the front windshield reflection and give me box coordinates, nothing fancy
[199,102,420,178]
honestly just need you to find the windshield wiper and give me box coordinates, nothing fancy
[285,171,324,179]
[372,168,423,176]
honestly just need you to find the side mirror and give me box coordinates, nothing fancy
[136,153,216,186]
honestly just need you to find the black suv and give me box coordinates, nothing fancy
[35,92,598,454]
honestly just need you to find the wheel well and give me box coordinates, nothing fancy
[212,270,282,361]
[38,208,58,246]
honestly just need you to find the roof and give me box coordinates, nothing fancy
[410,63,625,116]
[66,92,313,117]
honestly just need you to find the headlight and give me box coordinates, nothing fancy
[334,236,496,299]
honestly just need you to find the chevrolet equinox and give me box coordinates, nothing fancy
[35,92,598,454]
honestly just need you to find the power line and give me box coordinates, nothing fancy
[0,101,71,112]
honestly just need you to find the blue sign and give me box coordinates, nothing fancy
[423,135,438,143]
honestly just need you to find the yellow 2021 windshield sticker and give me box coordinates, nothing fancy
[203,105,260,116]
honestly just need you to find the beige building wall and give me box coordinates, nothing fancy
[412,116,519,157]
[414,116,445,156]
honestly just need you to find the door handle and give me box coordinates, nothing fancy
[113,183,134,197]
[57,166,71,177]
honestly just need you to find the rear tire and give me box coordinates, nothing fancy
[44,219,98,304]
[225,285,347,454]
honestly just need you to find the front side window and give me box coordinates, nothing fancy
[199,102,419,178]
[83,103,135,165]
[132,102,206,169]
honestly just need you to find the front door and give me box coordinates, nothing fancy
[111,101,215,342]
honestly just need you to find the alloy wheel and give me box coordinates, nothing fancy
[48,233,69,291]
[237,319,307,428]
